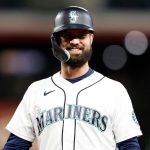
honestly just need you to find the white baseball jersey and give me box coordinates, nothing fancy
[6,71,142,150]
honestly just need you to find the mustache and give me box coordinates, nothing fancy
[66,45,84,50]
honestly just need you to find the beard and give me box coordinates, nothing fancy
[65,47,92,67]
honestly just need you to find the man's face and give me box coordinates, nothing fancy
[59,29,94,67]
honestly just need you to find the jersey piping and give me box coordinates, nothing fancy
[51,76,66,150]
[73,76,105,150]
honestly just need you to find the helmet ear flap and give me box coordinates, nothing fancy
[53,33,61,46]
[51,34,70,62]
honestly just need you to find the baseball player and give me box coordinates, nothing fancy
[3,6,142,150]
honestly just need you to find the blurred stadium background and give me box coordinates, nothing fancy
[0,0,150,149]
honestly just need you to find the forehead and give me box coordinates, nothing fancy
[59,29,90,35]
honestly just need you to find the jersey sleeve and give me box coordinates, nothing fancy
[111,83,142,143]
[3,133,32,149]
[6,85,36,142]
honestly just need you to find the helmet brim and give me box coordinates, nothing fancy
[53,24,94,34]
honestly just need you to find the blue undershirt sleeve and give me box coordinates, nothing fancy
[3,133,32,150]
[117,137,141,150]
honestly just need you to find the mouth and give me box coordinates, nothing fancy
[68,48,82,55]
[69,48,80,51]
[68,47,81,50]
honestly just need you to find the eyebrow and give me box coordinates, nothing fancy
[60,31,90,36]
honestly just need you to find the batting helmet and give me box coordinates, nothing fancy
[53,6,94,34]
[51,6,94,62]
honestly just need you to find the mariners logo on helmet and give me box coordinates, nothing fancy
[69,11,79,23]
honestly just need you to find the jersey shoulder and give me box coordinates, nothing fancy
[29,77,51,89]
[94,71,126,91]
[26,73,58,94]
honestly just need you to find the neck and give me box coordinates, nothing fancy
[61,62,90,79]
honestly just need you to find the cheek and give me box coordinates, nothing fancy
[60,38,67,47]
[84,41,91,49]
[60,42,67,48]
[83,37,92,47]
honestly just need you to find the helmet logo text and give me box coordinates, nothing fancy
[69,11,79,23]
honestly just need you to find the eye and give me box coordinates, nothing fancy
[61,34,71,39]
[60,32,88,40]
[78,33,87,39]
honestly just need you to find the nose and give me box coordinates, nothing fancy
[70,38,80,45]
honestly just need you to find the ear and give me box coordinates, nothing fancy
[90,33,94,44]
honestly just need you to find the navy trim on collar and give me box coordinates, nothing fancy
[66,68,94,84]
